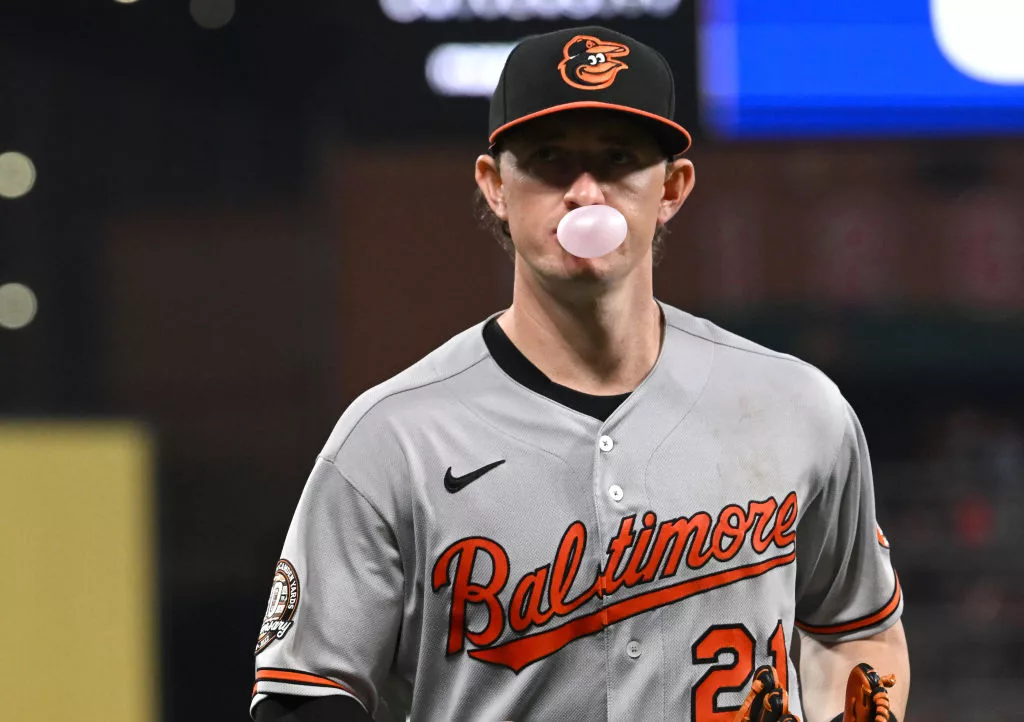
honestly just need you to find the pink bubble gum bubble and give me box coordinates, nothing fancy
[556,205,628,259]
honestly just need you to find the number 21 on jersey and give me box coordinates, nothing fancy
[692,621,788,721]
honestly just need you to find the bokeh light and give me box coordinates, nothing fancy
[0,283,39,330]
[189,0,235,29]
[379,0,681,23]
[0,152,37,199]
[425,43,516,97]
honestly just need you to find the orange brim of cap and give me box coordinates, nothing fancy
[489,101,692,155]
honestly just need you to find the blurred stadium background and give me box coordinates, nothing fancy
[2,1,1023,720]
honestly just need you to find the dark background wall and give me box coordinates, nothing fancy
[2,2,1023,720]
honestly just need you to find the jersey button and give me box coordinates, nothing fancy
[598,435,614,452]
[626,640,642,659]
[608,484,624,502]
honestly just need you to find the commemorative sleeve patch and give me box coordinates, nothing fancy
[256,559,300,654]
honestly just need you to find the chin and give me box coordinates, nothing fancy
[554,254,622,285]
[518,241,633,287]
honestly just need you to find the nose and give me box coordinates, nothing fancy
[563,171,605,209]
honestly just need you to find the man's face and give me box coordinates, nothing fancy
[476,110,694,288]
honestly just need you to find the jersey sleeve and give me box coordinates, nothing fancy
[794,398,903,642]
[250,456,404,719]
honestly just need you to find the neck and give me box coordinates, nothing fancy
[498,265,663,396]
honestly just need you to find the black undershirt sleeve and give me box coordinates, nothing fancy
[253,694,372,722]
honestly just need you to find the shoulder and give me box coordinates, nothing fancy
[662,301,815,367]
[319,313,499,463]
[659,301,850,434]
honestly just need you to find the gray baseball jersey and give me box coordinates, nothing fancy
[251,300,902,721]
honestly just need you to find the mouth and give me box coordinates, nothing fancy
[578,62,624,84]
[579,61,623,74]
[549,229,624,263]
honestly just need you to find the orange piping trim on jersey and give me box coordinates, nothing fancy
[795,574,902,636]
[489,101,692,152]
[254,668,354,695]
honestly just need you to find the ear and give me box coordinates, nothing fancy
[657,158,695,225]
[475,153,508,221]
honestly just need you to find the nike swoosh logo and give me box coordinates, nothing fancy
[444,459,506,493]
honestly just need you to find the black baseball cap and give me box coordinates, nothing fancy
[488,26,692,156]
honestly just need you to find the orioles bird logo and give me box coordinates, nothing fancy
[558,34,630,91]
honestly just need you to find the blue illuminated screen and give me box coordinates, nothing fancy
[699,0,1024,138]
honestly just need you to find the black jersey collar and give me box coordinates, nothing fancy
[482,317,631,422]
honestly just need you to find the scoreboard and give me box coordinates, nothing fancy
[698,0,1024,139]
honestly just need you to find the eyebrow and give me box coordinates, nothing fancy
[523,129,567,144]
[520,130,643,146]
[598,134,640,146]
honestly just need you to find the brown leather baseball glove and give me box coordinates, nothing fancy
[733,665,800,722]
[828,663,898,722]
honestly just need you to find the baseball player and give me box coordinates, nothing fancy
[251,26,910,722]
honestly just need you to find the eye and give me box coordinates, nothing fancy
[531,146,563,164]
[606,148,636,165]
[588,52,606,66]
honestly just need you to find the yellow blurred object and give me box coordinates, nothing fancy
[0,421,157,722]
